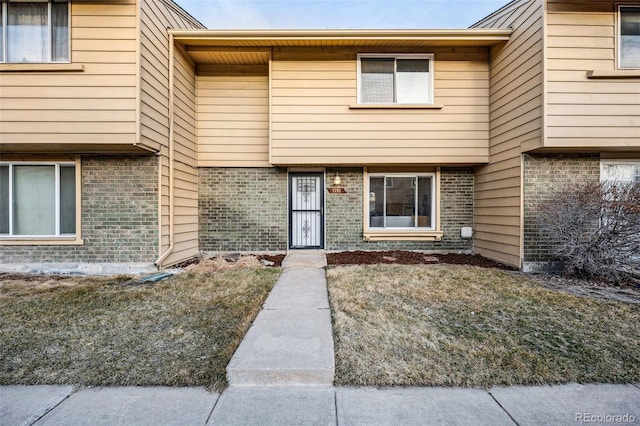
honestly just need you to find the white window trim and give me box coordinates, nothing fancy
[363,169,443,241]
[356,53,435,105]
[0,0,72,64]
[600,160,640,183]
[0,158,83,244]
[618,5,640,70]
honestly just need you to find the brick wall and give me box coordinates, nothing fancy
[198,167,473,252]
[523,153,600,261]
[326,167,474,251]
[0,155,158,265]
[199,167,288,251]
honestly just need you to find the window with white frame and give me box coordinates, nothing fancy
[368,174,435,229]
[358,54,434,104]
[0,0,70,63]
[601,161,640,183]
[620,6,640,69]
[0,162,76,237]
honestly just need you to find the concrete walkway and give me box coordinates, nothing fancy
[2,251,640,425]
[227,250,334,385]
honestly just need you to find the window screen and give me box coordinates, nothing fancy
[621,7,640,69]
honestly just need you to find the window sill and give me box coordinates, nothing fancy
[349,104,444,110]
[363,231,444,241]
[586,70,640,79]
[0,237,84,246]
[0,63,84,73]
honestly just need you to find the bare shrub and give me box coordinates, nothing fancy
[538,181,640,284]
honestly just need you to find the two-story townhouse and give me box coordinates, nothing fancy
[0,0,204,273]
[171,28,511,260]
[474,0,640,271]
[1,0,638,274]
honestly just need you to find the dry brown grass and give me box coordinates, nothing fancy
[327,264,640,388]
[0,269,280,391]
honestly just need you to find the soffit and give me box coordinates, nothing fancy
[172,29,512,65]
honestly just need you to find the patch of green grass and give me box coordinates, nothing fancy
[0,269,280,391]
[327,264,640,388]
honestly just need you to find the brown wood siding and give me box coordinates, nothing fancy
[139,0,202,265]
[269,47,490,165]
[472,0,544,267]
[545,1,640,150]
[197,75,270,167]
[0,1,138,146]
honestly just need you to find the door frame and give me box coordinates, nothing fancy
[288,171,325,249]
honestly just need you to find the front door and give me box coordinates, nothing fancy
[289,173,324,249]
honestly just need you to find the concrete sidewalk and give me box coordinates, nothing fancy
[2,383,639,425]
[2,251,640,425]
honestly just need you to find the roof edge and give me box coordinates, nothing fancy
[169,28,512,41]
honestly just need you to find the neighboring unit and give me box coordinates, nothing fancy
[0,0,638,273]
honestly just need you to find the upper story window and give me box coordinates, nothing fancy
[620,6,640,69]
[0,0,69,63]
[357,54,434,104]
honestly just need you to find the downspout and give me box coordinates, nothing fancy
[156,33,176,267]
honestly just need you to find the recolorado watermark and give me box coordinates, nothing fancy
[576,413,637,424]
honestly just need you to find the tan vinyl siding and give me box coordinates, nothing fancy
[0,1,138,147]
[139,0,203,152]
[473,0,544,267]
[139,0,202,266]
[197,75,270,167]
[545,1,640,150]
[269,47,490,165]
[163,47,199,265]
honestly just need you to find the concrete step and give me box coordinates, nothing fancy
[227,253,334,386]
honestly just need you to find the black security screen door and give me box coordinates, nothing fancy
[289,173,324,249]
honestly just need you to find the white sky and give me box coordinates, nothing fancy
[173,0,511,29]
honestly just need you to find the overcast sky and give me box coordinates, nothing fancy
[173,0,511,29]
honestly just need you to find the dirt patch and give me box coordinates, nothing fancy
[327,250,515,270]
[257,254,286,267]
[525,273,640,305]
[186,256,263,273]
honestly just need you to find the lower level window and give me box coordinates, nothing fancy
[0,162,76,237]
[601,161,640,183]
[368,174,435,229]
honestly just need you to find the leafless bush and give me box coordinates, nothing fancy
[538,181,640,284]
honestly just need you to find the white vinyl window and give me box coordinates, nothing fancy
[0,162,76,237]
[0,0,70,63]
[358,54,434,104]
[620,6,640,69]
[368,174,435,230]
[601,161,640,183]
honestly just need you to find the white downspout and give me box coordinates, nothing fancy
[156,33,176,267]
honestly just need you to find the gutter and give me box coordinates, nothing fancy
[156,33,176,268]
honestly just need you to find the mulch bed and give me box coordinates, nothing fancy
[326,250,516,270]
[143,251,513,270]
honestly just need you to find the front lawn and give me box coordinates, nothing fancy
[327,264,640,387]
[0,269,280,391]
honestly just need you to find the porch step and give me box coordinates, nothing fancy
[227,253,334,386]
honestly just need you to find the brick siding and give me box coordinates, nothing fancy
[0,155,158,264]
[199,167,288,251]
[523,153,600,261]
[198,167,474,252]
[326,167,474,251]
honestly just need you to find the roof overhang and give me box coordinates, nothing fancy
[170,29,512,65]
